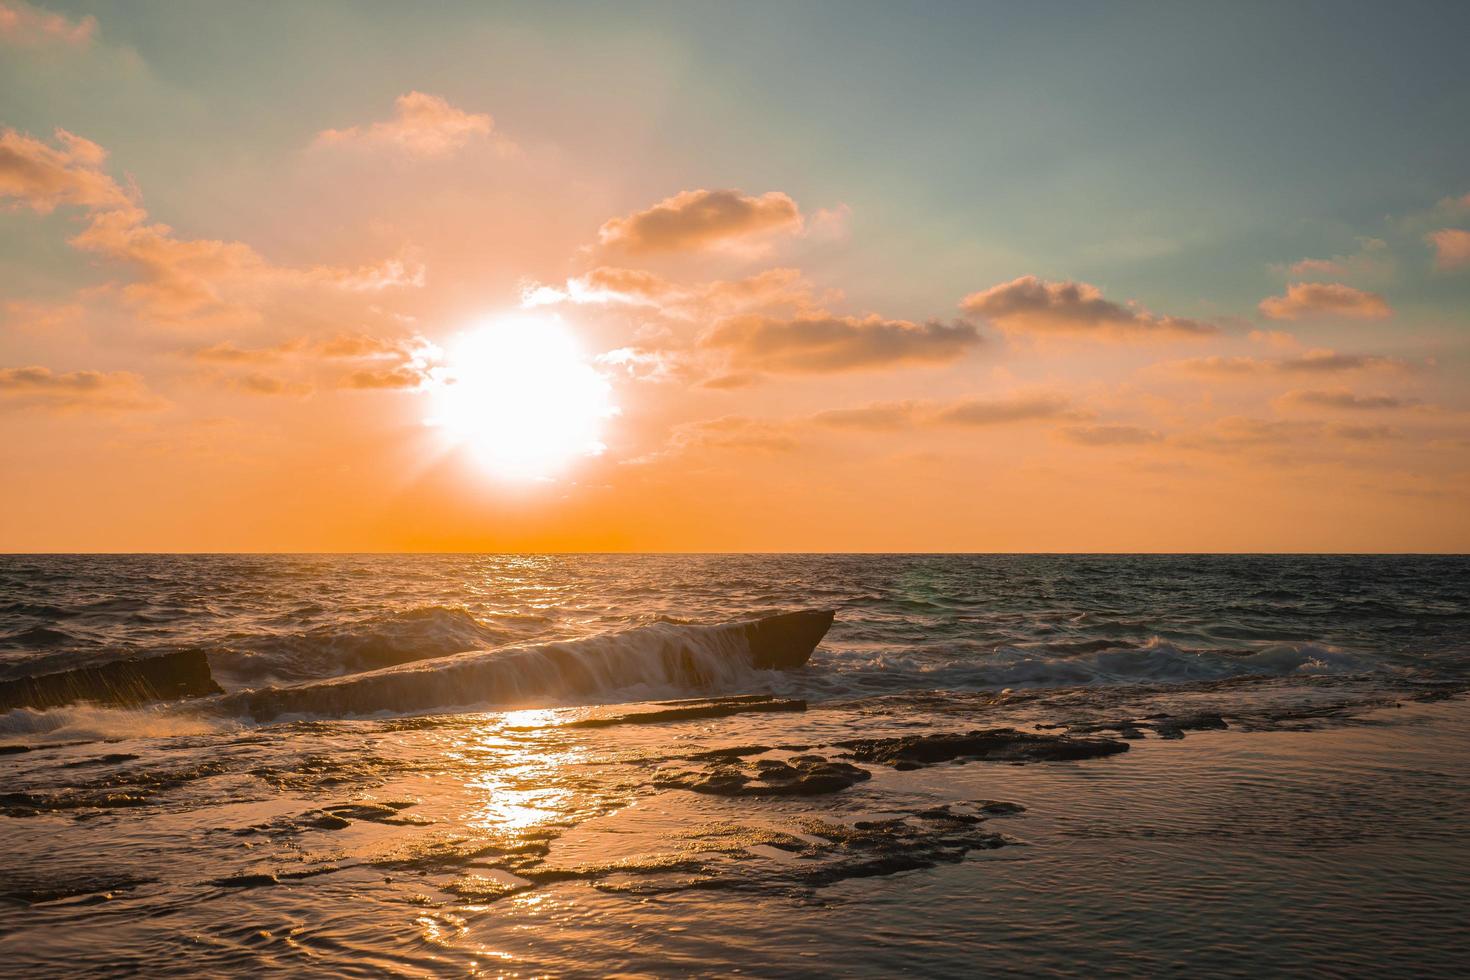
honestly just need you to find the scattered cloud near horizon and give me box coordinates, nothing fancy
[961,276,1217,340]
[314,91,495,157]
[1163,349,1405,378]
[812,392,1087,430]
[0,128,130,212]
[0,365,165,412]
[1258,282,1392,320]
[597,189,803,254]
[1,127,422,324]
[701,313,981,373]
[1274,388,1414,411]
[1426,228,1470,271]
[0,0,95,48]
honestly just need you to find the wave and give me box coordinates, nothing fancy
[0,615,1376,734]
[210,606,523,685]
[0,702,225,741]
[797,637,1370,698]
[214,609,835,722]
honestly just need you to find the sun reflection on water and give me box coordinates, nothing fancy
[444,713,591,834]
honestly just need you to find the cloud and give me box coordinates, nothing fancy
[595,347,677,384]
[5,126,423,323]
[314,91,494,157]
[669,415,800,453]
[665,390,1085,460]
[805,204,851,242]
[1288,259,1343,277]
[597,189,802,254]
[1180,416,1404,454]
[189,333,428,364]
[1166,349,1405,377]
[1274,238,1393,284]
[190,340,298,364]
[1060,424,1162,446]
[698,371,763,390]
[812,392,1085,430]
[0,127,131,213]
[1274,388,1412,411]
[1427,229,1470,271]
[338,367,424,390]
[811,402,919,431]
[1434,192,1470,215]
[960,276,1216,340]
[2,299,87,334]
[1331,424,1400,442]
[933,393,1084,426]
[529,266,822,319]
[0,365,165,412]
[188,333,438,394]
[1258,282,1391,320]
[2,128,422,324]
[0,1,95,47]
[701,313,981,373]
[69,206,422,320]
[1247,329,1298,350]
[224,373,312,397]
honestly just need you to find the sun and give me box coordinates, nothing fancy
[429,313,615,479]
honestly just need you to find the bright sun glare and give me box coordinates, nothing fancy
[430,313,615,480]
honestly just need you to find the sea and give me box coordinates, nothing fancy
[2,554,1468,977]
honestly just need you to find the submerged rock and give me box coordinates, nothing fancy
[1150,712,1230,740]
[0,871,154,904]
[836,728,1129,769]
[1064,712,1231,741]
[210,873,280,889]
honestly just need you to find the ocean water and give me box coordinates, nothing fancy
[2,554,1468,977]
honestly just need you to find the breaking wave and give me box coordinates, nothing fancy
[210,606,524,686]
[213,611,832,722]
[791,637,1372,700]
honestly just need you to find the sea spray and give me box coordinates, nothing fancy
[214,610,834,722]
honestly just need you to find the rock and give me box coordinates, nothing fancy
[307,813,352,830]
[655,754,873,797]
[975,800,1027,815]
[211,873,279,888]
[1150,713,1229,740]
[836,728,1130,768]
[740,609,836,669]
[569,698,806,729]
[0,649,222,711]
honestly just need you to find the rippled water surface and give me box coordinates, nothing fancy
[1,555,1468,977]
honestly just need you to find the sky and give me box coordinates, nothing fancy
[2,0,1468,552]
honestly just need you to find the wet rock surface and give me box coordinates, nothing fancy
[566,696,807,728]
[655,753,873,797]
[0,760,231,817]
[0,870,155,905]
[348,799,1028,903]
[836,728,1130,769]
[1054,712,1231,740]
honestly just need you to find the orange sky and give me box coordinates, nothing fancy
[2,2,1469,552]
